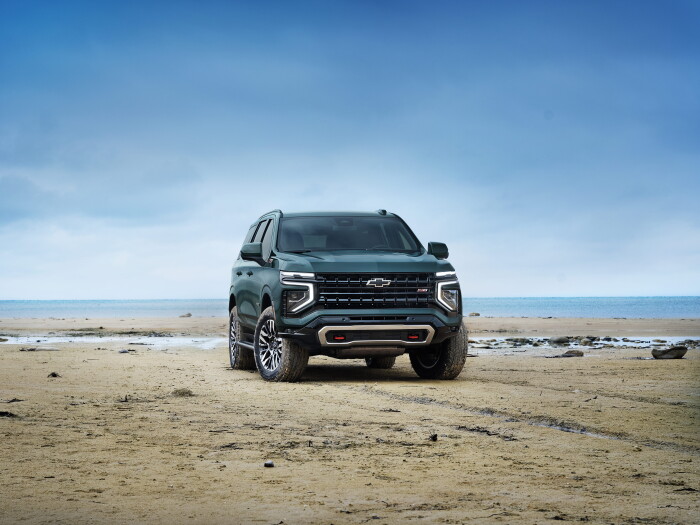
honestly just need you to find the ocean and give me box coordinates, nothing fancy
[0,297,698,319]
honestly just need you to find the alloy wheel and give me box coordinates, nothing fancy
[229,314,239,361]
[258,319,282,371]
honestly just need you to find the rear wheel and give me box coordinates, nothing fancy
[365,356,396,369]
[254,306,308,382]
[229,307,255,370]
[410,327,467,380]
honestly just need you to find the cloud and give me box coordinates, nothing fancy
[0,0,698,298]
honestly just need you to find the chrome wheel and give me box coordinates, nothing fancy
[258,319,282,371]
[229,307,256,370]
[228,314,239,361]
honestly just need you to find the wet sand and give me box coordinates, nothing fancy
[1,317,698,524]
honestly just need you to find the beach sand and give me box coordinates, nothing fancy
[1,317,698,524]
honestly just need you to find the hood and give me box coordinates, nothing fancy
[275,250,454,274]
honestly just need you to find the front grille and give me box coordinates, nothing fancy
[345,315,411,322]
[316,273,435,310]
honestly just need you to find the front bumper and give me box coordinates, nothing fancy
[278,313,461,352]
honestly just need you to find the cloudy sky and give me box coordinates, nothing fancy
[1,0,698,299]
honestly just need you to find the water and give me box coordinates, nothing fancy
[0,334,225,350]
[0,297,698,319]
[463,296,700,319]
[0,299,226,319]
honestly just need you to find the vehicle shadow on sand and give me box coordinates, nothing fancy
[300,363,426,383]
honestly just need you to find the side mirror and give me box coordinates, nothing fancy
[240,242,263,263]
[428,242,449,260]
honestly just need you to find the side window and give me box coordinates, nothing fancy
[261,220,275,259]
[252,219,270,243]
[244,225,257,244]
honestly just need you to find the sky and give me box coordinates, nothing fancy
[1,0,699,299]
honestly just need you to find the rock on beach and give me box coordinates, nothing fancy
[651,346,688,359]
[550,336,569,345]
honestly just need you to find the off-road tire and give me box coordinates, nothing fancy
[229,307,256,370]
[365,356,396,369]
[409,327,468,379]
[254,306,309,382]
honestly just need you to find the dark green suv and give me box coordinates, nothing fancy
[228,210,466,382]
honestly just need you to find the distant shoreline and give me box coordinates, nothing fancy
[0,296,699,319]
[1,316,698,338]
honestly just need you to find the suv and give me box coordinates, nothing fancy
[228,210,466,382]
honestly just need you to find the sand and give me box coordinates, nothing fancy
[1,317,698,524]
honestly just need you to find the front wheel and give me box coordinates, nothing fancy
[409,327,468,380]
[254,306,308,382]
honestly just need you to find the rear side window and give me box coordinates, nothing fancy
[252,220,269,243]
[244,225,257,244]
[260,220,275,259]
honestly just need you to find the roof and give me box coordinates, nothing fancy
[284,210,392,218]
[259,210,394,219]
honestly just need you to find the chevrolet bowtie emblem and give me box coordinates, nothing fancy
[366,278,392,287]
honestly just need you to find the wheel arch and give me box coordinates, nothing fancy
[260,290,273,313]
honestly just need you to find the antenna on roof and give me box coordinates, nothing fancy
[376,209,387,215]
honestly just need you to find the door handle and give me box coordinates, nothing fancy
[246,271,253,276]
[236,271,243,276]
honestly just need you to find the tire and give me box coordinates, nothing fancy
[229,307,255,370]
[365,356,396,369]
[409,327,468,380]
[254,306,309,382]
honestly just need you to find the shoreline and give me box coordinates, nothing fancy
[2,316,699,338]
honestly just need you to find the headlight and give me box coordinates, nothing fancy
[286,289,312,313]
[436,279,460,312]
[280,271,314,282]
[280,271,315,314]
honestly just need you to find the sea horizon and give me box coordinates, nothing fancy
[0,296,699,319]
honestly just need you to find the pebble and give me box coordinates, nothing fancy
[264,460,275,468]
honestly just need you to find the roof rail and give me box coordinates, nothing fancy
[376,209,387,215]
[262,209,283,217]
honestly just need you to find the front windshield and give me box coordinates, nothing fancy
[277,216,421,253]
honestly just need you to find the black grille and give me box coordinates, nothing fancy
[316,273,435,310]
